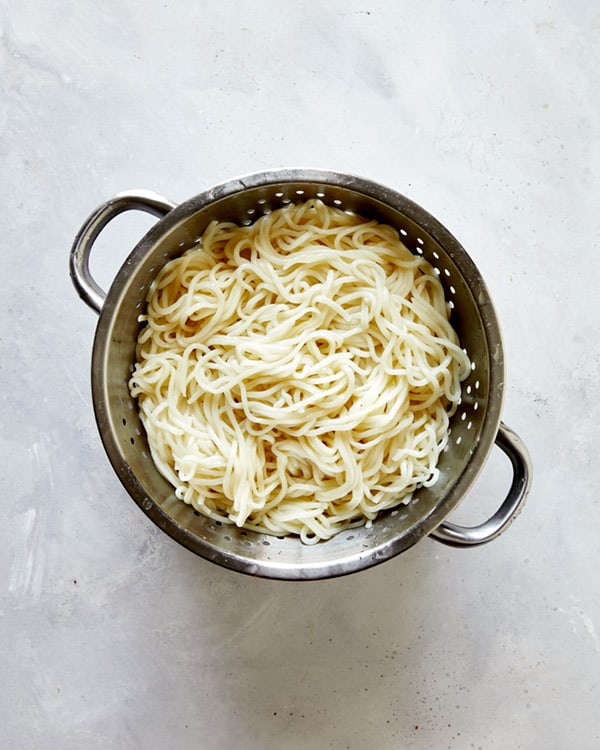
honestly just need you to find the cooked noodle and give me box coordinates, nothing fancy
[129,200,470,543]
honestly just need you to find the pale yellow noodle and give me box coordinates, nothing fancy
[129,199,470,543]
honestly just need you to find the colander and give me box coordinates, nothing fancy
[70,169,531,580]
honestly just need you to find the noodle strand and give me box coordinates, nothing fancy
[129,200,470,543]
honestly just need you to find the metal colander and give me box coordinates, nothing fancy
[70,169,531,580]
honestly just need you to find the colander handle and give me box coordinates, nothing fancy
[430,422,531,546]
[70,190,177,314]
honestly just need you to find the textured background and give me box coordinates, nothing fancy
[2,1,599,748]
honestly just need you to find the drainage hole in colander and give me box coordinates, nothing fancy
[122,418,127,426]
[129,437,135,445]
[224,534,232,542]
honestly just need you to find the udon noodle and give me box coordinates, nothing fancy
[129,199,470,543]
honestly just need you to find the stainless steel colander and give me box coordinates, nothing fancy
[70,169,531,579]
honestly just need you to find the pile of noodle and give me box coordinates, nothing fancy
[129,200,470,543]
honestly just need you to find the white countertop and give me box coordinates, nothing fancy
[2,1,599,747]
